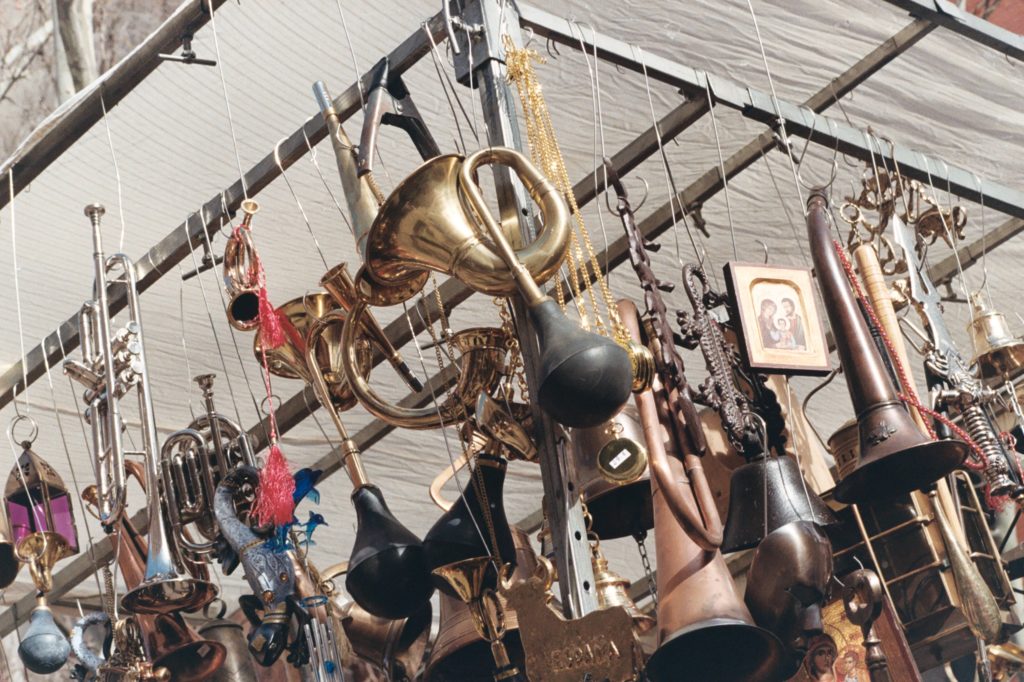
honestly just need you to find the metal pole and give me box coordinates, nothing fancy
[453,0,598,617]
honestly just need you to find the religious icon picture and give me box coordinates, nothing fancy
[725,263,831,376]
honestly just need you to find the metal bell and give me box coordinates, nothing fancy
[591,542,654,634]
[721,455,836,554]
[969,295,1024,382]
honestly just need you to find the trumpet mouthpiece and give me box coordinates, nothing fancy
[313,81,334,114]
[84,203,105,219]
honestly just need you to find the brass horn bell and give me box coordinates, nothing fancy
[969,294,1024,382]
[222,200,262,331]
[721,455,836,554]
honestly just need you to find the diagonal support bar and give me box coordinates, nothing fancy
[520,3,1024,220]
[0,11,449,410]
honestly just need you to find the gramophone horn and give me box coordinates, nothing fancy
[347,485,435,620]
[423,454,517,595]
[806,190,966,504]
[19,595,71,674]
[969,294,1024,382]
[721,455,836,553]
[570,402,653,540]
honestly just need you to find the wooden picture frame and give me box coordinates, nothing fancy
[725,263,831,376]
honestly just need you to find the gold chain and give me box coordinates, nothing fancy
[504,37,629,348]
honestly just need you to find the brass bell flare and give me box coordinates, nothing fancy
[432,556,492,606]
[253,292,372,410]
[359,152,569,305]
[591,545,654,634]
[347,485,434,619]
[144,613,227,682]
[423,455,516,597]
[18,596,71,674]
[645,617,788,682]
[721,455,837,553]
[15,531,70,594]
[969,297,1024,382]
[571,403,653,540]
[121,575,219,616]
[531,298,633,429]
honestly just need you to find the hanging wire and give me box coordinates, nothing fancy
[97,93,130,253]
[759,148,807,264]
[273,138,329,269]
[743,0,808,213]
[206,0,249,198]
[177,268,198,421]
[7,170,30,416]
[631,45,709,278]
[919,154,973,305]
[974,172,993,302]
[334,0,366,110]
[301,128,353,236]
[702,78,738,260]
[424,24,477,150]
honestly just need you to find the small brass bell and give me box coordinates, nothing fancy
[969,294,1024,382]
[591,542,654,634]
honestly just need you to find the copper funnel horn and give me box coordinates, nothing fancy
[621,299,787,682]
[805,190,966,503]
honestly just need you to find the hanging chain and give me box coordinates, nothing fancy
[503,37,629,347]
[633,530,658,608]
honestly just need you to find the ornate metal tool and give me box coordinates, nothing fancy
[891,214,1023,503]
[842,569,891,682]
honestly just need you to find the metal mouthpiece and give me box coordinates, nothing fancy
[313,81,334,114]
[84,203,105,220]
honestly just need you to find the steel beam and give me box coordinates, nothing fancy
[0,0,228,208]
[520,3,1024,220]
[882,0,1024,62]
[0,11,449,410]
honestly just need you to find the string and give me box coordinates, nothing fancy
[334,0,365,110]
[206,0,249,198]
[8,170,30,416]
[273,137,329,269]
[975,173,993,302]
[98,92,128,253]
[423,24,477,149]
[744,0,807,213]
[703,78,738,260]
[301,128,353,236]
[632,46,708,277]
[177,269,198,421]
[39,339,106,601]
[919,154,972,305]
[760,148,807,264]
[571,20,614,283]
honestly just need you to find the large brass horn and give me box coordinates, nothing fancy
[621,299,787,682]
[805,190,966,504]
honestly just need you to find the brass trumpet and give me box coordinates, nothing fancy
[66,203,217,616]
[222,199,263,331]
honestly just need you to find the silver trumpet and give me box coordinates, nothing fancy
[161,373,255,562]
[65,203,217,616]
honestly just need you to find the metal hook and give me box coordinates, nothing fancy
[754,239,770,264]
[260,394,281,416]
[603,174,649,216]
[545,37,561,59]
[8,413,38,447]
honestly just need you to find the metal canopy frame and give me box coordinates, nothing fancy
[0,0,1020,634]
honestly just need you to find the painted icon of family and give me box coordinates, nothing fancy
[757,296,807,351]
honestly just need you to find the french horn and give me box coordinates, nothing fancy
[339,147,632,428]
[805,190,966,503]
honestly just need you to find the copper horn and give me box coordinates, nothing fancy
[83,462,227,681]
[620,299,788,682]
[805,189,966,503]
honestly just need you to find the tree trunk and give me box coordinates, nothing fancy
[52,0,96,101]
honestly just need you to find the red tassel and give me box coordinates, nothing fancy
[254,444,296,527]
[258,287,286,349]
